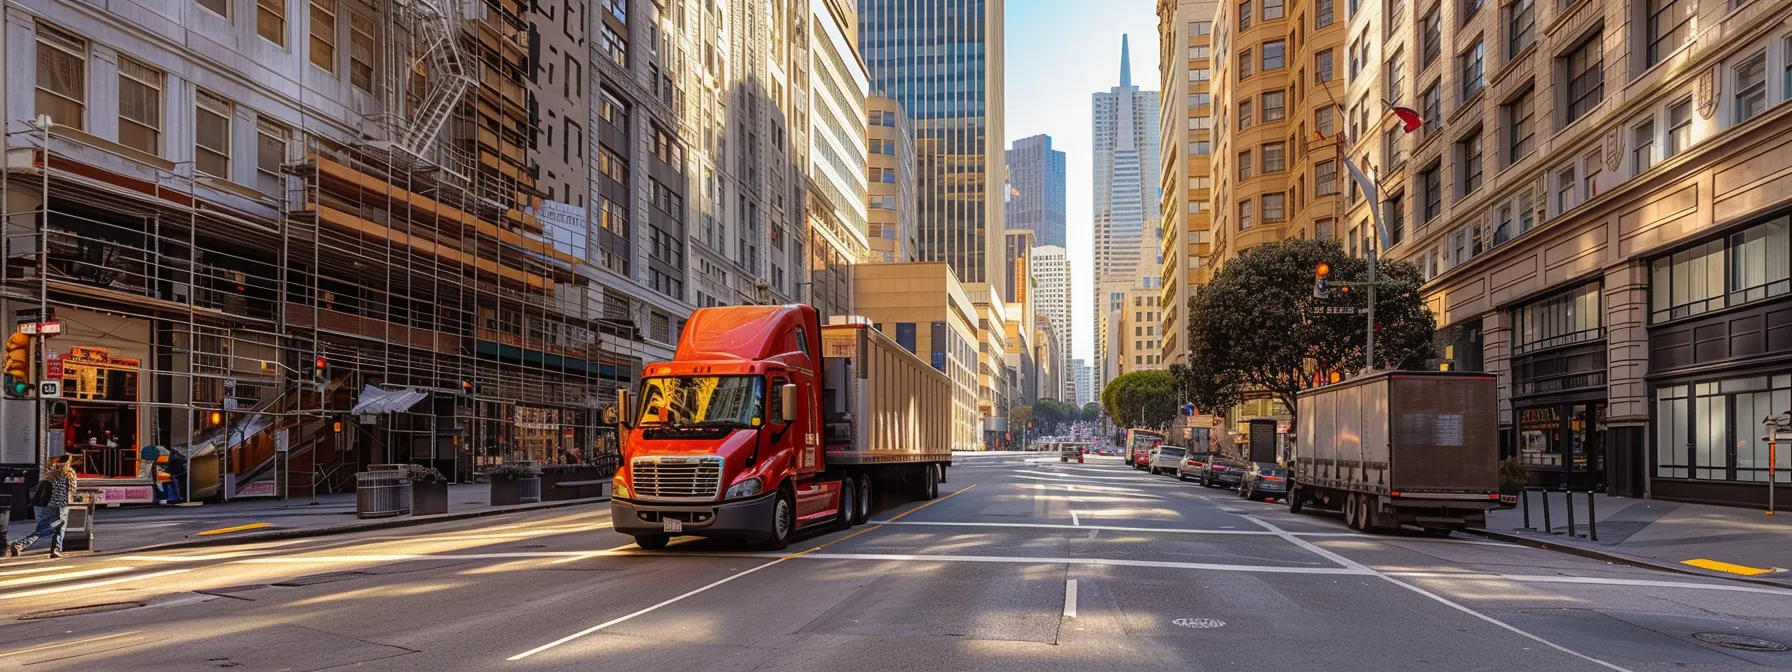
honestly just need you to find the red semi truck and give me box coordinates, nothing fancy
[610,304,953,550]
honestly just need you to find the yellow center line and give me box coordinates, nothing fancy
[1682,558,1779,576]
[196,522,273,536]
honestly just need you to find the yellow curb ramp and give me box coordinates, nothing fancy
[1682,558,1778,576]
[196,523,275,537]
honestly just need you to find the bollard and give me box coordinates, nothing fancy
[1520,489,1533,531]
[1586,489,1598,541]
[1541,488,1553,534]
[1563,485,1577,537]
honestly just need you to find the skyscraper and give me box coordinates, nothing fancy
[1074,359,1093,408]
[1006,135,1068,247]
[1156,0,1219,370]
[1092,34,1161,393]
[1030,245,1073,400]
[859,0,1008,297]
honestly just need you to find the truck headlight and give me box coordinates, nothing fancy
[612,475,629,499]
[725,477,763,499]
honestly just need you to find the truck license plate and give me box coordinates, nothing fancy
[662,518,683,533]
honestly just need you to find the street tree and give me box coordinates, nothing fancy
[1100,370,1178,429]
[1009,404,1034,436]
[1182,238,1434,434]
[1032,399,1080,434]
[1081,402,1103,424]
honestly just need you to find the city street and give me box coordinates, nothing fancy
[2,453,1789,671]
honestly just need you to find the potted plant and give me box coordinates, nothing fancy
[541,462,602,501]
[485,463,540,505]
[1498,457,1527,507]
[407,464,450,515]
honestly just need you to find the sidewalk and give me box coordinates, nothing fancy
[1473,491,1792,586]
[40,483,607,555]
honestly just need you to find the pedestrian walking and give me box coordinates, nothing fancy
[7,457,77,559]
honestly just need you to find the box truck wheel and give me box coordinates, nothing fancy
[913,464,939,501]
[1344,494,1362,530]
[1287,486,1304,513]
[852,474,873,526]
[762,489,796,551]
[634,534,670,550]
[837,478,858,529]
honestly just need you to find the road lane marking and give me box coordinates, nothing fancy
[0,631,142,660]
[547,543,640,564]
[788,552,1363,575]
[1247,514,1634,672]
[1070,509,1080,526]
[1681,558,1781,576]
[0,567,133,588]
[0,567,61,578]
[875,520,1358,536]
[1063,579,1078,618]
[197,522,274,536]
[507,557,789,661]
[880,483,976,523]
[1493,574,1792,597]
[0,569,191,601]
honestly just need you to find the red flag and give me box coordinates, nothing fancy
[1390,105,1423,133]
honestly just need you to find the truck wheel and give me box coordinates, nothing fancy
[837,478,858,529]
[852,475,872,525]
[1343,494,1361,530]
[762,490,795,551]
[1355,497,1373,532]
[922,464,940,500]
[633,535,670,550]
[1287,487,1304,513]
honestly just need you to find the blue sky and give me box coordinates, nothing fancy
[1006,0,1160,363]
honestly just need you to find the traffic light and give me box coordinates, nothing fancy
[1312,263,1331,298]
[4,333,32,398]
[312,354,328,382]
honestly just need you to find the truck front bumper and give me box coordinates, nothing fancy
[610,493,777,539]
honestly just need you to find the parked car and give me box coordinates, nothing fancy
[1061,444,1084,463]
[1200,454,1249,488]
[1238,462,1289,501]
[1178,452,1215,481]
[1148,445,1187,475]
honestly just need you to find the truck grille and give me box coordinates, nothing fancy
[630,457,723,501]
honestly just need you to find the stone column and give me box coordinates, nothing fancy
[1604,260,1651,497]
[1481,309,1513,427]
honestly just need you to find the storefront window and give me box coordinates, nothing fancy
[1651,215,1790,322]
[1511,283,1601,354]
[1656,375,1792,483]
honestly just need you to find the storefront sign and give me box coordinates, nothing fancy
[90,485,155,504]
[1518,407,1561,430]
[45,353,62,379]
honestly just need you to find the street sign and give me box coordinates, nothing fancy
[45,353,62,379]
[14,308,54,322]
[275,428,290,453]
[17,321,63,335]
[1312,306,1365,315]
[223,397,239,411]
[38,380,59,398]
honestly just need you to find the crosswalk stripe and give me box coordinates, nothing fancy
[0,569,190,601]
[0,567,132,588]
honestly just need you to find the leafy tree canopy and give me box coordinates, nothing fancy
[1101,370,1179,429]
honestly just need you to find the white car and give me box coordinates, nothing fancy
[1147,445,1187,475]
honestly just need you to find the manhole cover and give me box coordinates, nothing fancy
[1172,618,1227,630]
[1695,633,1790,652]
[18,601,145,620]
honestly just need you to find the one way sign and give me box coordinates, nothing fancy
[38,380,60,398]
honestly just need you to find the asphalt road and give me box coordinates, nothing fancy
[2,453,1791,671]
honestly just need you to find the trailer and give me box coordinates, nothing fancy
[1287,371,1500,535]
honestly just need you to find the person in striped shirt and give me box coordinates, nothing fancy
[8,457,77,559]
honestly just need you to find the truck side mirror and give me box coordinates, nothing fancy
[779,384,797,424]
[615,390,632,428]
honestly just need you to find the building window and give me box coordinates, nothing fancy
[1645,0,1692,67]
[258,0,286,45]
[1421,8,1441,67]
[1386,50,1407,103]
[1189,45,1211,59]
[1265,0,1285,18]
[309,0,337,73]
[1262,90,1286,121]
[1239,150,1254,179]
[1518,188,1537,234]
[1262,193,1287,222]
[349,13,376,92]
[1191,20,1214,35]
[602,24,628,67]
[1507,0,1536,57]
[1583,152,1602,199]
[1665,99,1692,158]
[1387,192,1407,243]
[1512,283,1602,354]
[1316,106,1335,136]
[1505,85,1536,164]
[1555,166,1577,213]
[1463,0,1485,19]
[117,57,162,155]
[1460,40,1485,101]
[1314,49,1335,82]
[1349,37,1364,78]
[1191,68,1211,81]
[1317,0,1336,26]
[1239,199,1254,229]
[199,0,229,16]
[1658,375,1792,484]
[1459,128,1483,195]
[35,25,86,131]
[1735,51,1768,125]
[1651,217,1790,322]
[1564,30,1605,126]
[1240,100,1254,129]
[1317,218,1336,240]
[1421,163,1442,222]
[1191,140,1212,154]
[1384,128,1407,167]
[1190,92,1212,107]
[1262,141,1286,172]
[1316,159,1339,195]
[1240,0,1253,29]
[1241,48,1254,78]
[195,90,232,178]
[1421,81,1441,131]
[255,118,289,195]
[1632,119,1656,174]
[1264,40,1286,70]
[598,144,628,184]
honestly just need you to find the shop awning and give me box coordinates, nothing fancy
[351,385,430,414]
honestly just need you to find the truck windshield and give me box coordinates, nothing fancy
[636,376,764,428]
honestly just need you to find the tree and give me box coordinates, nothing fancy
[1009,404,1034,436]
[1081,402,1103,423]
[1100,370,1179,429]
[1032,399,1080,434]
[1183,238,1434,434]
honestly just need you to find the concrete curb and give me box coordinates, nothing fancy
[97,497,610,556]
[1464,527,1792,589]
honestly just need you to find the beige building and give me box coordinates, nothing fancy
[1346,0,1792,509]
[1035,315,1064,403]
[965,285,1012,448]
[867,96,917,263]
[1156,0,1220,368]
[853,263,981,453]
[1117,285,1166,376]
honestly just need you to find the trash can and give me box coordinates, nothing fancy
[62,501,95,552]
[355,468,413,519]
[0,494,8,541]
[519,474,541,504]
